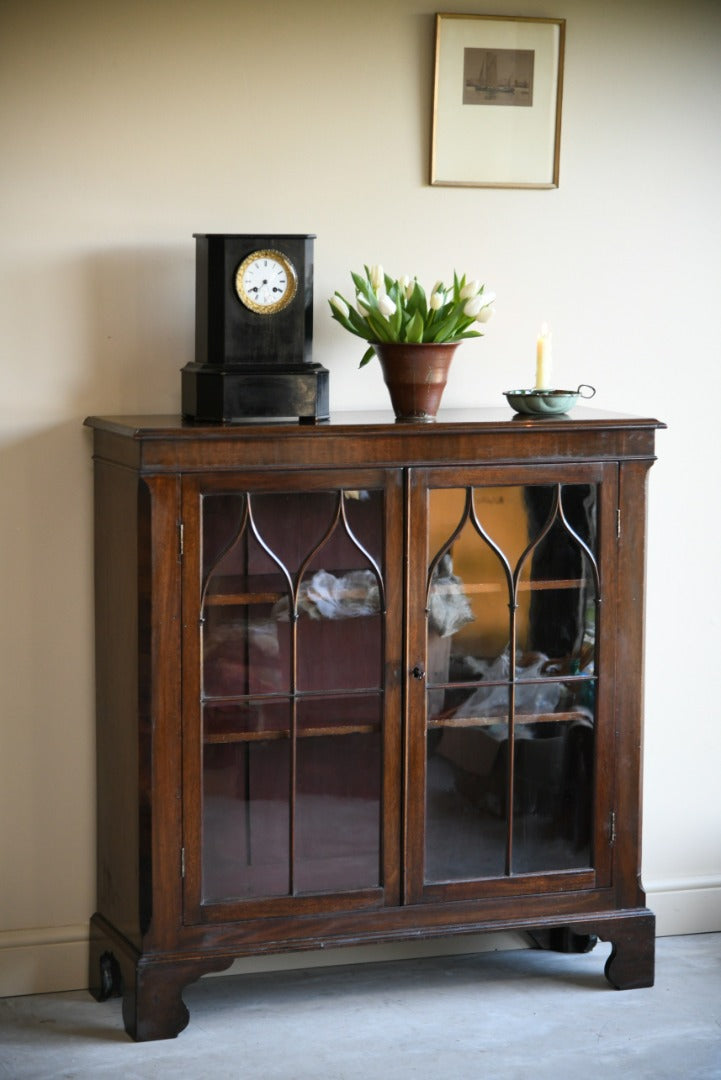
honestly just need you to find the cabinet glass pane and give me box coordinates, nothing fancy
[512,703,594,874]
[202,490,292,697]
[425,483,598,883]
[295,695,382,893]
[296,744,381,895]
[199,487,385,904]
[203,739,290,902]
[518,485,597,666]
[426,724,507,880]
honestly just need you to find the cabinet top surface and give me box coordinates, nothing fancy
[85,408,664,439]
[85,409,663,472]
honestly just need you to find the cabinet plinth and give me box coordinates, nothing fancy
[86,409,662,1041]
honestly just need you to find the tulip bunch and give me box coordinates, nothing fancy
[329,264,495,367]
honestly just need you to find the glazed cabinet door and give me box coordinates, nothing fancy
[405,463,618,904]
[181,469,403,923]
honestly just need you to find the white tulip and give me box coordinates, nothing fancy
[476,291,496,322]
[330,295,349,318]
[463,296,483,318]
[356,296,370,317]
[460,280,481,299]
[377,293,397,318]
[397,275,411,291]
[369,264,384,292]
[429,291,444,311]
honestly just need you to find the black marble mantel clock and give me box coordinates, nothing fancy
[182,233,329,422]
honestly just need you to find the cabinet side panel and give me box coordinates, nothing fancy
[140,474,183,947]
[93,460,141,948]
[613,460,653,908]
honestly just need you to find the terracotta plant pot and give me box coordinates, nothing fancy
[372,342,459,423]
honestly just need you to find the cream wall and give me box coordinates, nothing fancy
[1,0,720,995]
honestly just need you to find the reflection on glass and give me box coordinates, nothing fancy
[199,488,385,904]
[202,604,288,698]
[425,483,598,883]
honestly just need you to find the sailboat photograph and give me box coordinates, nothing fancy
[463,48,534,107]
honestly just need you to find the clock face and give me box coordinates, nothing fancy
[235,249,298,315]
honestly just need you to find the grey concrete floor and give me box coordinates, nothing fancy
[1,934,719,1079]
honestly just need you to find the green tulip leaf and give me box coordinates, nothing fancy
[405,311,424,343]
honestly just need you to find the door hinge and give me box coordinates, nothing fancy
[609,811,617,846]
[178,521,184,558]
[616,508,621,540]
[181,846,186,878]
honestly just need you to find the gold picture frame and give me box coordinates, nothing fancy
[431,14,565,188]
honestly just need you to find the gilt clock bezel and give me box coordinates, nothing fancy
[234,248,298,315]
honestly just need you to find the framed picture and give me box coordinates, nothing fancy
[431,14,565,188]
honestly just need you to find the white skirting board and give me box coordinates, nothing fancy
[645,876,721,937]
[2,879,719,998]
[0,924,90,998]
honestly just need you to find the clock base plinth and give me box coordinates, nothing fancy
[181,363,330,423]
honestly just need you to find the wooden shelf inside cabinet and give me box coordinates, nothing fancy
[203,592,283,607]
[85,410,662,1041]
[205,724,381,744]
[428,711,591,730]
[432,578,587,597]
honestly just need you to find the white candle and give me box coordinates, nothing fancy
[536,323,552,389]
